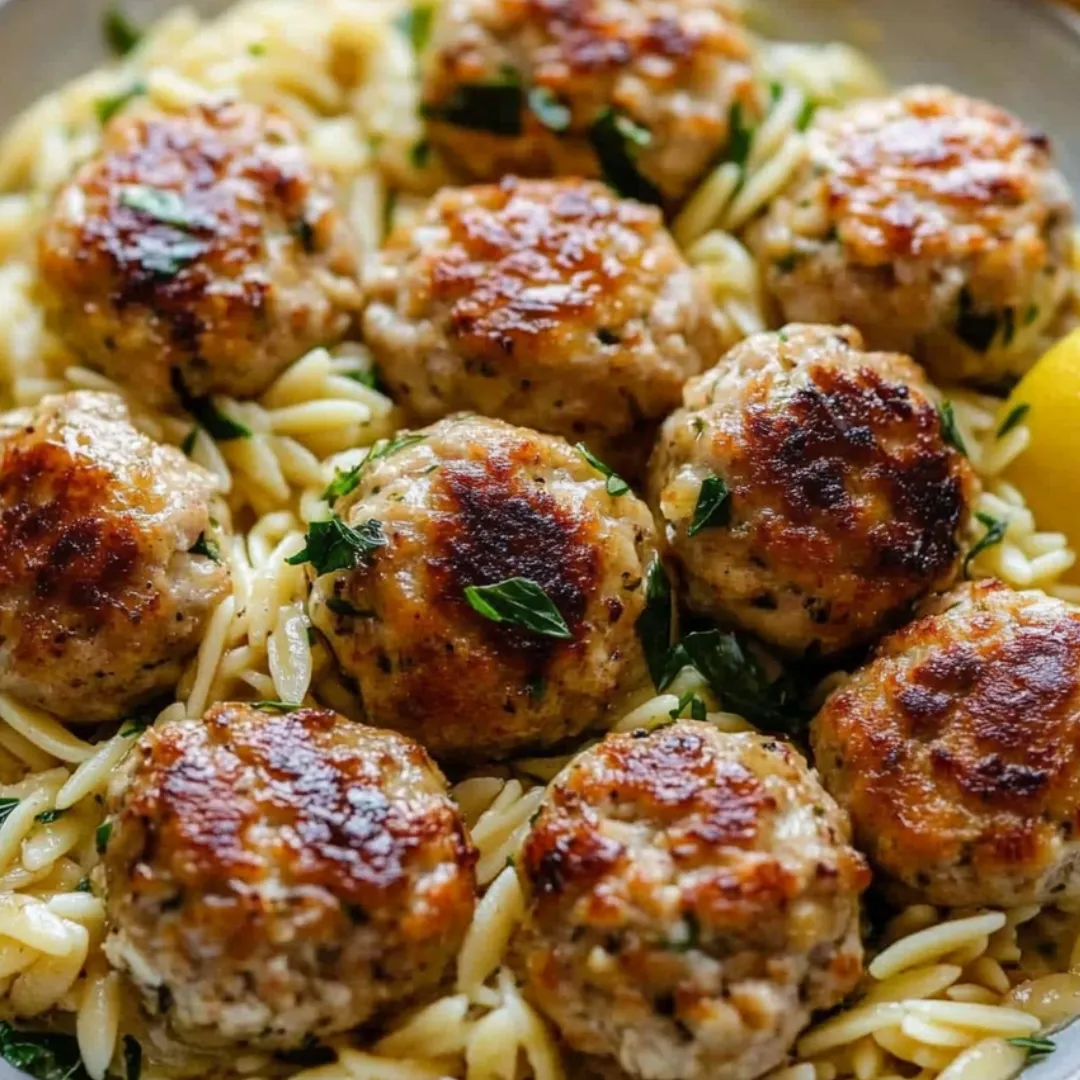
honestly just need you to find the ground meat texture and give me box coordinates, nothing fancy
[747,86,1075,388]
[812,579,1080,907]
[362,177,717,478]
[103,703,477,1050]
[646,324,977,658]
[510,722,868,1080]
[0,391,229,722]
[419,0,757,205]
[308,414,660,760]
[37,101,361,409]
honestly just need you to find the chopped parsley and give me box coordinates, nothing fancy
[250,700,303,712]
[963,511,1008,578]
[170,370,252,441]
[118,185,207,231]
[180,426,198,456]
[123,1036,142,1080]
[464,578,571,639]
[119,714,153,738]
[95,80,146,124]
[636,557,674,688]
[574,443,628,496]
[323,433,425,504]
[589,108,661,205]
[189,532,221,562]
[937,400,967,456]
[95,821,112,854]
[325,596,375,618]
[528,87,571,133]
[687,473,731,537]
[103,5,142,56]
[0,798,20,826]
[287,516,387,576]
[997,402,1030,439]
[1007,1035,1054,1061]
[795,99,817,132]
[33,809,66,825]
[955,288,1002,353]
[668,691,707,722]
[0,1022,90,1080]
[410,139,431,169]
[75,877,92,894]
[725,100,754,169]
[395,3,434,53]
[422,74,524,136]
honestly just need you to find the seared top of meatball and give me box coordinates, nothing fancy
[812,85,1058,274]
[649,325,976,655]
[38,101,360,405]
[107,703,477,962]
[374,176,699,371]
[812,580,1080,895]
[522,723,869,941]
[311,414,659,759]
[0,391,227,720]
[421,0,756,201]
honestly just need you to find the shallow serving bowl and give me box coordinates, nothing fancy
[0,0,1079,1076]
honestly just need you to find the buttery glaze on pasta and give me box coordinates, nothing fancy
[0,3,1078,1080]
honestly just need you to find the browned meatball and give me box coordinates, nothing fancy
[420,0,757,204]
[308,414,661,760]
[747,86,1075,387]
[103,703,477,1050]
[646,324,977,657]
[0,391,229,722]
[511,722,869,1080]
[812,580,1080,908]
[38,102,361,408]
[363,177,717,477]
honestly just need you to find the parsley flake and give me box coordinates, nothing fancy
[687,473,731,537]
[574,443,628,496]
[997,402,1030,439]
[464,577,572,639]
[287,517,386,576]
[938,400,967,456]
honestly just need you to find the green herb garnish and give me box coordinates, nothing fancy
[124,1036,142,1080]
[395,3,434,52]
[938,400,967,456]
[963,511,1007,578]
[528,87,571,133]
[997,402,1030,439]
[726,100,754,169]
[95,80,146,124]
[325,597,375,618]
[119,185,205,230]
[75,877,92,893]
[464,577,572,639]
[287,516,386,576]
[0,798,19,826]
[95,821,112,854]
[955,288,1001,353]
[250,700,303,713]
[668,691,707,722]
[589,108,661,205]
[574,443,628,496]
[103,5,142,55]
[170,370,252,441]
[0,1022,90,1080]
[119,714,152,738]
[33,809,66,825]
[1007,1035,1054,1060]
[180,426,198,456]
[422,74,524,136]
[687,473,731,537]
[189,532,221,562]
[323,433,425,504]
[636,557,674,688]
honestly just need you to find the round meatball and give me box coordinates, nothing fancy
[510,722,869,1080]
[38,102,361,408]
[363,177,717,477]
[747,86,1076,387]
[309,414,661,760]
[646,324,977,657]
[0,391,229,722]
[812,579,1080,907]
[103,702,477,1050]
[420,0,757,204]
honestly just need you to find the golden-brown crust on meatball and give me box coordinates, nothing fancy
[0,391,228,721]
[363,177,716,476]
[647,325,977,657]
[811,580,1080,907]
[748,86,1075,386]
[309,415,659,760]
[421,0,756,203]
[38,102,360,407]
[104,703,477,1049]
[512,723,868,1080]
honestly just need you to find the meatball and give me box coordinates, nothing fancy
[363,177,717,477]
[646,324,976,657]
[747,86,1075,387]
[38,102,361,408]
[510,722,869,1080]
[308,414,661,760]
[0,391,229,722]
[103,702,477,1050]
[420,0,757,204]
[812,579,1080,907]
